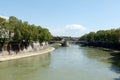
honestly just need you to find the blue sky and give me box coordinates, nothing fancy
[0,0,120,37]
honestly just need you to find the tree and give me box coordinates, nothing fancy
[79,28,120,44]
[39,28,52,42]
[0,16,53,52]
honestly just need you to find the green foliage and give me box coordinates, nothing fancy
[13,27,22,42]
[38,28,52,42]
[0,16,52,48]
[79,28,120,43]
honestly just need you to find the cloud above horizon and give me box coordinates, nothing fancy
[65,24,86,31]
[48,24,87,37]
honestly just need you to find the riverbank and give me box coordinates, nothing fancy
[0,47,55,62]
[79,41,120,51]
[80,42,120,56]
[80,41,120,50]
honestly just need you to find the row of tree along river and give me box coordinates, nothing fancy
[0,16,52,55]
[79,28,120,50]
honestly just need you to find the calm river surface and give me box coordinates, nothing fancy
[0,44,119,80]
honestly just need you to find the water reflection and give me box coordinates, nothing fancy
[78,45,120,80]
[81,47,111,63]
[109,52,120,80]
[114,77,120,80]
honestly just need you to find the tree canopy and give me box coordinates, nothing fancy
[0,16,52,46]
[79,28,120,43]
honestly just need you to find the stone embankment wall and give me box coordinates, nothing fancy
[0,42,49,56]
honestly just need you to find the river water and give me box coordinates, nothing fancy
[0,44,119,80]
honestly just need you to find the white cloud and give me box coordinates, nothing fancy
[46,24,88,37]
[65,24,86,31]
[48,27,66,36]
